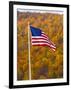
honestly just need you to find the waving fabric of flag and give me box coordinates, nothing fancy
[30,26,56,51]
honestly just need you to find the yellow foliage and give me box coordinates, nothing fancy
[17,11,63,80]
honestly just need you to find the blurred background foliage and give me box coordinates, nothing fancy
[17,11,63,80]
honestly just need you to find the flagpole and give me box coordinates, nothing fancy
[28,22,31,80]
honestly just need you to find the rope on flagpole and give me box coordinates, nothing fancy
[28,22,31,80]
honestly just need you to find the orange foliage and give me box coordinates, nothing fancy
[17,11,63,80]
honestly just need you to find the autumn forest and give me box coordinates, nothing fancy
[17,11,63,80]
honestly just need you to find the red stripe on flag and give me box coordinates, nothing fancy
[32,41,54,46]
[32,38,48,41]
[32,43,56,50]
[41,34,48,39]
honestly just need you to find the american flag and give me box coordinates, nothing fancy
[30,26,56,51]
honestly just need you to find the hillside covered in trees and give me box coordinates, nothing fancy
[17,11,63,80]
